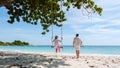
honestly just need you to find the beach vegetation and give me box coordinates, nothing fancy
[0,40,29,46]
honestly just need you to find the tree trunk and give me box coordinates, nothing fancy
[0,0,13,7]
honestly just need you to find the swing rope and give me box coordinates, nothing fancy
[51,0,54,47]
[51,0,63,48]
[60,0,63,48]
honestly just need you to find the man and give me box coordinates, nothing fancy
[73,34,82,59]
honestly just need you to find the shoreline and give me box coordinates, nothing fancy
[0,50,120,57]
[0,51,120,68]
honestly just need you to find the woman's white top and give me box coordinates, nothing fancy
[52,39,61,46]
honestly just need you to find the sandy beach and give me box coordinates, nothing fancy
[0,51,120,68]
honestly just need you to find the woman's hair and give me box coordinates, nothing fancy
[76,34,79,37]
[55,35,58,39]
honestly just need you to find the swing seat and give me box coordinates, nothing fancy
[51,45,54,48]
[51,46,63,48]
[60,46,63,48]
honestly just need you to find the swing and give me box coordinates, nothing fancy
[51,0,63,49]
[51,26,63,48]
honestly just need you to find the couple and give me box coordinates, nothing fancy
[52,34,82,59]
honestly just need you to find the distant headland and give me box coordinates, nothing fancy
[0,40,29,46]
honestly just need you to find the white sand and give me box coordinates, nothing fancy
[0,51,120,68]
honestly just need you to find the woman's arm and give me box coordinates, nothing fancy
[58,39,62,42]
[52,39,55,42]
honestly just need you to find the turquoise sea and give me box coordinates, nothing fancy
[0,45,120,55]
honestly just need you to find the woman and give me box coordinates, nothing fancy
[52,35,61,53]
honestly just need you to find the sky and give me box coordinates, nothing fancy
[0,0,120,46]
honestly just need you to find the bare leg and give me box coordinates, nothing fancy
[76,50,80,59]
[76,50,77,58]
[78,50,80,58]
[56,49,57,53]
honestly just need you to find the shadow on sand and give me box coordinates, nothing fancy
[0,52,70,68]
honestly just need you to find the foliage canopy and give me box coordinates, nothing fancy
[0,0,102,34]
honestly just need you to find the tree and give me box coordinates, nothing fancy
[0,41,4,45]
[12,40,22,45]
[12,40,29,45]
[5,42,13,45]
[0,0,13,7]
[0,40,29,46]
[22,42,29,45]
[0,0,102,34]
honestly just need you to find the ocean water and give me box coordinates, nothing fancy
[0,45,120,55]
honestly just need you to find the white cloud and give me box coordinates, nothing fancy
[67,18,120,37]
[96,0,120,7]
[15,28,22,31]
[104,6,120,12]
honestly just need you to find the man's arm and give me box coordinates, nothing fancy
[73,38,75,47]
[80,40,83,47]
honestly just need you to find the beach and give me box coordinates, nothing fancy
[0,51,120,68]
